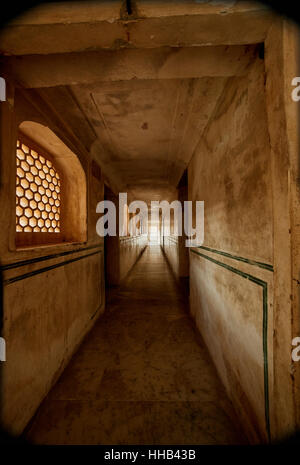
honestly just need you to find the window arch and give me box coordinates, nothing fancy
[16,122,87,248]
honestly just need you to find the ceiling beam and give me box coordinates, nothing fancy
[1,45,259,88]
[0,5,274,56]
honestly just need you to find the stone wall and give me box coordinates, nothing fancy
[104,188,147,286]
[188,58,274,443]
[119,235,148,282]
[162,235,180,279]
[0,86,105,435]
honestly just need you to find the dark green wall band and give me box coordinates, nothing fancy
[197,245,274,272]
[190,247,270,442]
[3,250,102,286]
[166,241,273,272]
[0,243,103,272]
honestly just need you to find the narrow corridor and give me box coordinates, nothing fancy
[1,2,299,443]
[25,246,246,445]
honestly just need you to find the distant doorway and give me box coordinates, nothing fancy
[149,225,159,245]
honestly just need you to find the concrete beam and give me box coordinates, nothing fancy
[0,3,274,55]
[1,45,258,88]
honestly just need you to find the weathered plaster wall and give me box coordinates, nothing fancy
[0,86,105,435]
[160,201,180,279]
[264,19,300,440]
[0,3,298,444]
[161,184,189,281]
[162,235,180,279]
[119,234,148,282]
[106,229,148,286]
[188,58,274,443]
[104,188,147,287]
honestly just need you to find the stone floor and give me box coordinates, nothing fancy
[25,246,247,445]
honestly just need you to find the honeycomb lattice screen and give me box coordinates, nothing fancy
[16,139,61,233]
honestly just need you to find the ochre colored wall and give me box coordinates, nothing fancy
[161,185,189,281]
[159,20,300,444]
[162,236,179,278]
[119,235,148,282]
[188,59,274,443]
[0,86,105,435]
[264,20,300,440]
[104,188,147,286]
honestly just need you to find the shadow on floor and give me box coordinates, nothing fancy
[23,246,247,445]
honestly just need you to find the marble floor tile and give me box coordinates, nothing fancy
[25,246,246,445]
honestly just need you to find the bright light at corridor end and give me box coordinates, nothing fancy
[96,193,204,247]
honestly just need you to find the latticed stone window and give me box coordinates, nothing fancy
[16,136,61,238]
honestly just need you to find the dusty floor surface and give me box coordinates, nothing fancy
[25,246,247,445]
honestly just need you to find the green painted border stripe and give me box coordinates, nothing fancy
[197,246,274,272]
[3,250,102,286]
[190,248,270,442]
[0,244,103,272]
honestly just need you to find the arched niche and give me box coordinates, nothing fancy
[17,121,87,247]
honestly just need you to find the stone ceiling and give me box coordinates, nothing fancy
[0,1,274,202]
